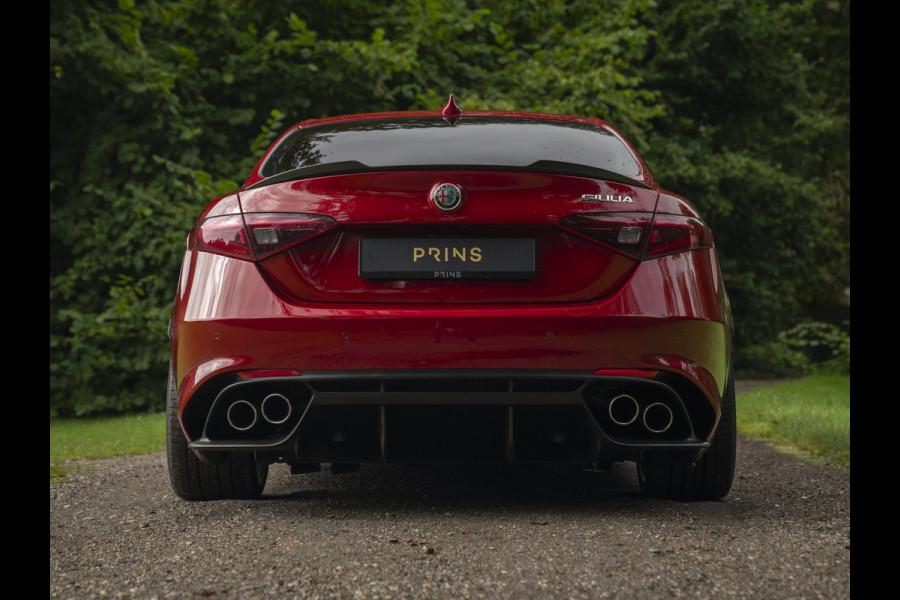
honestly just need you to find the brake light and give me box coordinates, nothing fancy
[559,212,712,260]
[645,215,713,258]
[189,214,252,260]
[190,213,336,260]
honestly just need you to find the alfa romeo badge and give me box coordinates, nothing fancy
[430,182,464,212]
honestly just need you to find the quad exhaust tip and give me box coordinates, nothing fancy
[261,393,292,425]
[226,393,295,431]
[606,394,674,433]
[226,400,258,431]
[642,402,674,433]
[608,394,640,426]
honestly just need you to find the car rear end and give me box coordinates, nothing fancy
[168,111,734,500]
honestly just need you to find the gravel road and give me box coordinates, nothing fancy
[50,384,849,600]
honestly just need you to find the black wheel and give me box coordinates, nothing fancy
[638,369,736,501]
[166,363,268,501]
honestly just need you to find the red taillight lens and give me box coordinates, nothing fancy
[645,215,713,258]
[560,212,712,260]
[558,213,652,259]
[243,213,336,260]
[190,213,336,260]
[189,214,252,260]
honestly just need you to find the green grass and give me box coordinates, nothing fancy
[737,374,849,468]
[49,375,850,481]
[50,412,166,481]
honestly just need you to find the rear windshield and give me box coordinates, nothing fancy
[259,116,642,182]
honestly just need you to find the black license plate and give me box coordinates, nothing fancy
[359,238,536,279]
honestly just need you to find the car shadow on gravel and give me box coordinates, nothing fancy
[259,461,662,514]
[247,428,847,521]
[255,380,803,514]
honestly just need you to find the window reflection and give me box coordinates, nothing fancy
[262,117,641,179]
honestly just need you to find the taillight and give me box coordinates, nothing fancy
[645,215,713,258]
[190,213,336,260]
[243,213,337,259]
[558,213,652,259]
[189,214,252,260]
[559,212,712,260]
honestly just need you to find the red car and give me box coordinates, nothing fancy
[166,96,735,501]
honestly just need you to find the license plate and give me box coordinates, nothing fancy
[359,238,536,279]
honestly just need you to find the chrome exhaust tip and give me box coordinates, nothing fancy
[643,402,674,433]
[261,393,292,425]
[608,394,640,426]
[226,400,258,431]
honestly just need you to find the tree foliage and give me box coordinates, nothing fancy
[639,0,849,368]
[50,0,849,415]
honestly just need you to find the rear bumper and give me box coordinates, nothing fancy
[171,248,731,463]
[186,369,713,465]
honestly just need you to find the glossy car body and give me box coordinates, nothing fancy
[166,98,735,501]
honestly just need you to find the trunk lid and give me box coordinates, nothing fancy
[238,170,658,304]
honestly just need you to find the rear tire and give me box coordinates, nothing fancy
[166,363,268,501]
[638,369,736,501]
